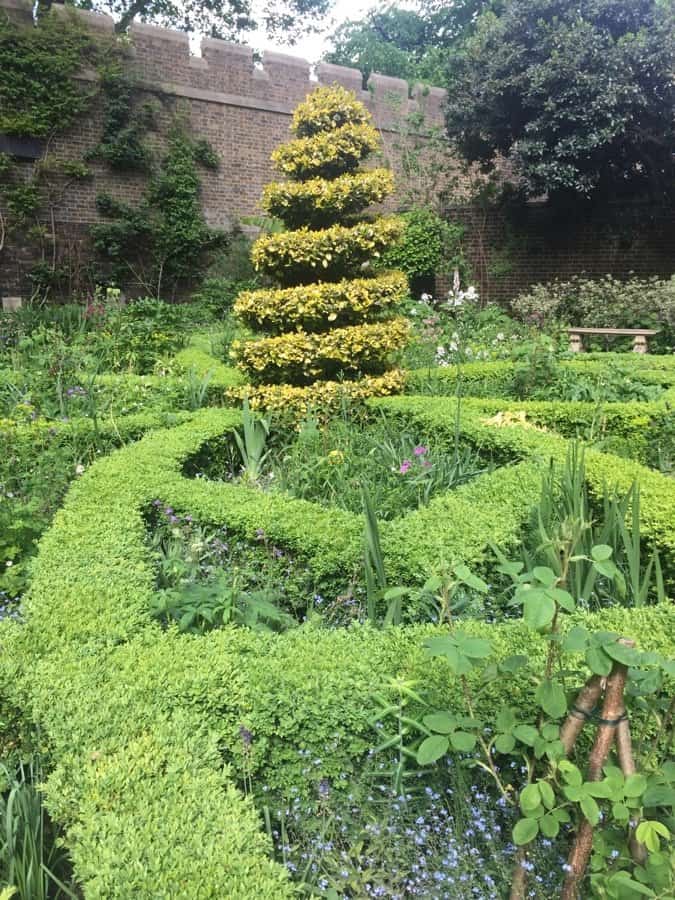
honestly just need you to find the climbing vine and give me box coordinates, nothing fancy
[0,11,100,137]
[92,124,225,298]
[90,64,158,170]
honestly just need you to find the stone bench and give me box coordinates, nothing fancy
[567,327,659,354]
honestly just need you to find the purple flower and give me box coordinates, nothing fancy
[399,460,412,474]
[239,725,253,748]
[413,445,428,457]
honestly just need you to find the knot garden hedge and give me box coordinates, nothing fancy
[2,340,675,896]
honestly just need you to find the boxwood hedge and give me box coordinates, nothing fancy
[2,350,674,897]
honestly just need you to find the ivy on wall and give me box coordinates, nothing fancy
[92,124,225,299]
[0,11,101,137]
[90,64,158,170]
[0,11,224,301]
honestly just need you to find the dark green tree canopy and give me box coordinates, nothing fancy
[324,1,495,86]
[50,0,331,39]
[445,0,675,204]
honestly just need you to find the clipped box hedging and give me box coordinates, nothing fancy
[407,356,675,401]
[405,356,675,464]
[374,394,675,587]
[2,397,672,897]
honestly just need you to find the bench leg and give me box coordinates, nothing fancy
[632,335,648,354]
[569,333,583,353]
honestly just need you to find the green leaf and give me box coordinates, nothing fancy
[591,544,613,562]
[538,781,555,810]
[449,731,476,752]
[423,712,456,734]
[539,813,560,838]
[457,635,492,659]
[541,724,560,741]
[512,725,539,747]
[603,641,640,666]
[585,645,613,676]
[623,774,647,799]
[513,817,539,845]
[499,654,528,673]
[494,733,516,754]
[520,784,542,814]
[635,821,670,853]
[523,592,556,630]
[549,587,575,612]
[453,564,488,594]
[496,708,517,732]
[642,785,675,807]
[612,803,630,822]
[559,761,582,786]
[580,794,601,825]
[416,734,449,765]
[593,559,618,579]
[563,625,589,652]
[535,678,567,718]
[533,566,557,587]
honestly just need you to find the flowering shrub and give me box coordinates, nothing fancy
[233,84,407,411]
[510,274,675,353]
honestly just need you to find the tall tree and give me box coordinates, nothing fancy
[324,1,495,86]
[47,0,332,39]
[445,0,675,205]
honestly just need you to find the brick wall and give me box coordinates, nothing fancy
[0,0,446,299]
[1,0,674,304]
[438,202,675,305]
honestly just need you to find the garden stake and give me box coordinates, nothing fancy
[509,674,604,900]
[560,674,604,754]
[560,642,634,900]
[615,717,648,865]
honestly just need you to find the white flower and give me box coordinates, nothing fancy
[75,464,85,475]
[465,286,478,300]
[5,560,13,567]
[420,293,432,302]
[436,346,446,356]
[449,341,458,352]
[496,332,505,341]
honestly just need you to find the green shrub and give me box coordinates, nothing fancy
[511,275,675,352]
[381,208,466,294]
[2,389,672,896]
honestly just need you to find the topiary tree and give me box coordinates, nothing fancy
[230,84,410,413]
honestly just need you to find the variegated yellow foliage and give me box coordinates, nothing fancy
[290,84,372,138]
[263,168,394,229]
[232,84,408,406]
[233,271,408,332]
[226,370,407,417]
[231,318,410,384]
[252,216,404,284]
[271,122,380,181]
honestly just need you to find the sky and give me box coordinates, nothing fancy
[250,0,383,64]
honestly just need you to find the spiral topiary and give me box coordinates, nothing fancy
[230,84,409,413]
